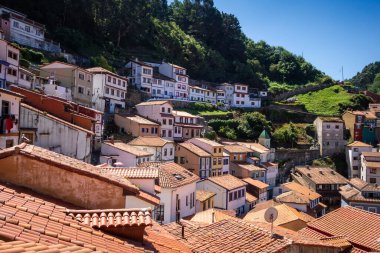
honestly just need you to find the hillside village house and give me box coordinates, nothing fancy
[126,60,154,95]
[128,136,175,162]
[159,62,189,100]
[0,39,19,88]
[172,110,203,141]
[360,152,380,184]
[100,140,152,167]
[87,67,128,113]
[18,67,34,89]
[342,110,377,145]
[198,174,247,216]
[242,177,268,203]
[20,103,93,161]
[175,142,212,179]
[136,100,174,140]
[40,77,73,100]
[216,82,234,105]
[40,61,94,107]
[232,83,261,108]
[216,89,226,104]
[188,138,225,176]
[314,117,346,156]
[340,177,380,214]
[276,182,326,217]
[346,141,373,178]
[114,114,160,137]
[230,162,266,181]
[0,6,61,53]
[189,85,206,101]
[0,89,23,148]
[204,88,217,104]
[224,144,253,163]
[292,166,348,207]
[195,190,216,212]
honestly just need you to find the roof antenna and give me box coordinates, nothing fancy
[264,207,278,238]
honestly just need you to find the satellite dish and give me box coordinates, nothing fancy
[264,207,278,237]
[264,207,278,223]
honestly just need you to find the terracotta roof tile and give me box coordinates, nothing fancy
[136,100,169,106]
[103,141,152,157]
[242,178,269,189]
[275,191,310,204]
[347,141,373,147]
[66,209,152,228]
[125,115,159,125]
[187,208,236,224]
[178,142,211,157]
[238,142,269,153]
[190,138,223,147]
[294,166,348,185]
[245,192,258,203]
[101,167,159,179]
[128,136,173,147]
[195,190,216,202]
[0,144,139,194]
[207,174,247,191]
[172,110,199,118]
[223,145,253,153]
[281,182,321,200]
[0,240,101,253]
[305,206,380,252]
[231,162,266,173]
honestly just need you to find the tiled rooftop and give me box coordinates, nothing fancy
[238,142,269,153]
[196,190,216,202]
[190,138,223,147]
[187,208,236,224]
[244,204,315,230]
[101,167,159,179]
[172,110,199,118]
[223,145,253,153]
[178,142,211,157]
[245,192,258,203]
[0,182,189,253]
[275,191,310,204]
[67,209,152,228]
[128,136,173,147]
[347,141,373,147]
[304,206,380,252]
[282,182,321,200]
[294,166,348,185]
[207,174,247,191]
[136,100,169,106]
[231,162,266,172]
[242,178,269,189]
[0,240,100,253]
[126,115,159,125]
[361,151,380,158]
[156,162,200,188]
[103,141,152,157]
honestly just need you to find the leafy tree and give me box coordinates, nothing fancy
[368,73,380,93]
[90,55,113,71]
[351,61,380,89]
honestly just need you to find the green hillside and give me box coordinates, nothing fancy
[2,0,330,88]
[296,86,352,115]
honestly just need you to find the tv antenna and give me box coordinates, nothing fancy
[264,207,278,237]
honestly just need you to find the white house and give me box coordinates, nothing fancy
[216,89,226,104]
[197,174,247,216]
[87,67,128,113]
[159,62,189,100]
[189,85,206,102]
[42,81,73,101]
[204,88,217,104]
[216,83,234,106]
[222,152,230,175]
[0,89,23,148]
[346,141,373,178]
[361,152,380,184]
[172,110,203,141]
[18,67,34,89]
[128,136,175,162]
[136,100,174,140]
[0,6,61,53]
[149,162,199,224]
[152,72,175,99]
[125,60,154,95]
[19,103,93,162]
[99,140,152,167]
[0,39,19,88]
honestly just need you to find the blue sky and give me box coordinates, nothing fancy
[169,0,380,80]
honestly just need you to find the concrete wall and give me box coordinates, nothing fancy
[275,148,320,164]
[273,83,333,101]
[0,155,126,209]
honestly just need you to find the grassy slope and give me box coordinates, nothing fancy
[296,85,352,115]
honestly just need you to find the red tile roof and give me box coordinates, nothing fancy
[304,206,380,252]
[103,141,153,157]
[157,162,200,188]
[101,167,159,179]
[347,141,373,147]
[178,142,211,157]
[294,166,348,185]
[207,174,247,191]
[242,178,269,189]
[67,209,152,228]
[0,240,99,253]
[128,136,173,147]
[0,182,190,253]
[195,190,216,202]
[281,182,321,200]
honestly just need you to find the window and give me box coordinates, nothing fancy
[170,148,173,156]
[186,196,189,206]
[5,139,13,148]
[223,159,229,165]
[87,89,91,96]
[78,72,85,80]
[162,107,165,113]
[7,69,17,76]
[164,148,167,156]
[180,157,185,164]
[13,21,19,28]
[118,80,121,86]
[353,148,359,152]
[326,124,330,129]
[335,125,339,129]
[214,148,217,153]
[105,87,109,94]
[78,87,84,94]
[169,119,172,125]
[213,158,217,165]
[218,158,222,165]
[168,130,172,137]
[117,90,120,97]
[111,89,115,96]
[234,191,238,200]
[162,130,166,137]
[370,178,377,184]
[25,26,30,32]
[167,108,171,113]
[108,76,111,82]
[370,168,377,174]
[8,51,18,61]
[143,68,152,75]
[122,81,126,87]
[163,119,167,125]
[229,192,233,202]
[368,207,377,213]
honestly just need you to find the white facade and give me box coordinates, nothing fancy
[129,142,175,162]
[18,68,34,89]
[136,101,174,140]
[222,153,230,174]
[346,143,373,178]
[361,154,380,184]
[0,89,22,148]
[126,60,154,95]
[217,83,234,105]
[43,82,73,101]
[159,182,197,224]
[0,39,19,88]
[216,90,226,104]
[204,89,217,104]
[19,104,92,161]
[88,68,128,113]
[163,80,176,99]
[197,180,246,215]
[189,86,206,102]
[159,62,189,100]
[0,7,60,53]
[314,117,346,156]
[99,142,151,167]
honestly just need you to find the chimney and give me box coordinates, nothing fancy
[212,211,215,223]
[306,165,310,170]
[110,136,114,144]
[181,224,185,239]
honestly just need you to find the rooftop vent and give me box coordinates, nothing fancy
[306,165,310,170]
[331,171,336,175]
[307,173,312,178]
[173,173,185,180]
[319,171,324,175]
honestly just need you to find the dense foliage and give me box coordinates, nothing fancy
[208,112,272,140]
[351,61,380,89]
[272,123,314,148]
[3,0,328,88]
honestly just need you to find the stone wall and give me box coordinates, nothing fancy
[273,83,334,101]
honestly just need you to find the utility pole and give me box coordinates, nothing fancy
[341,66,344,82]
